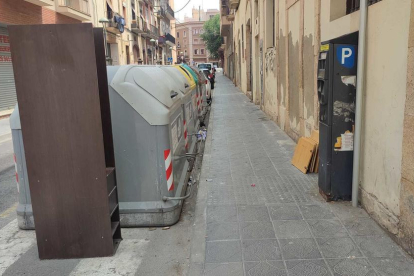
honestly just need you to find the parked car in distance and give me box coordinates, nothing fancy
[198,63,213,71]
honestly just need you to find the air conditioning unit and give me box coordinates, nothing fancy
[254,17,259,37]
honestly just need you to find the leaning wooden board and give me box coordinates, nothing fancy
[291,137,316,173]
[8,24,119,259]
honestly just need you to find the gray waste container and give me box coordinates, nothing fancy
[159,66,198,153]
[107,65,192,227]
[10,105,35,229]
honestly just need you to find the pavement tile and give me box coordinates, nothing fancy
[327,258,377,276]
[244,261,287,276]
[317,237,363,258]
[329,203,369,221]
[204,262,244,276]
[206,222,240,241]
[235,194,267,206]
[343,218,385,236]
[240,222,276,240]
[205,241,242,263]
[353,236,404,258]
[279,238,322,260]
[237,206,270,222]
[241,239,282,261]
[285,259,331,276]
[207,206,238,223]
[299,204,336,219]
[198,76,414,276]
[268,204,303,220]
[369,257,414,276]
[307,220,348,238]
[273,220,313,239]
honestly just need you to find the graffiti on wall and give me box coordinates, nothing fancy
[265,47,276,73]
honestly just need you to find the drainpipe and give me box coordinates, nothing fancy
[352,0,368,207]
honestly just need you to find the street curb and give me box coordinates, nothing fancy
[187,108,213,276]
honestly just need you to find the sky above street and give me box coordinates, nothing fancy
[174,0,219,22]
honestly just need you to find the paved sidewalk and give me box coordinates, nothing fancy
[190,74,414,276]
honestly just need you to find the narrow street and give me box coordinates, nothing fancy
[0,74,414,275]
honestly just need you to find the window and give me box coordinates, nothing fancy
[265,0,275,49]
[194,39,198,44]
[201,49,204,55]
[184,50,187,55]
[177,42,180,48]
[194,49,198,55]
[177,32,180,38]
[346,0,382,14]
[184,31,186,37]
[210,15,214,19]
[200,29,204,34]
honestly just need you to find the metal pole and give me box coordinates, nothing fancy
[103,27,108,59]
[352,0,368,207]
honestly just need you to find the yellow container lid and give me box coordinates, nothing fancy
[173,65,196,91]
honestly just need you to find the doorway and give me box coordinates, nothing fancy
[126,45,130,64]
[246,19,253,100]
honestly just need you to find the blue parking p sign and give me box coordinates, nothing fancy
[337,46,355,68]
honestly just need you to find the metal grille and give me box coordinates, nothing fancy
[347,0,382,15]
[0,27,17,111]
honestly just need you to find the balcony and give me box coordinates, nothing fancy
[150,24,159,38]
[25,0,53,6]
[166,3,174,20]
[221,15,231,36]
[165,33,175,46]
[156,7,165,18]
[227,14,235,21]
[107,11,123,34]
[229,0,240,9]
[56,0,91,21]
[131,19,145,34]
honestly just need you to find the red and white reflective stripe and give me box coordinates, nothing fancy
[14,154,19,193]
[164,149,174,191]
[184,120,188,149]
[196,93,200,110]
[13,154,18,184]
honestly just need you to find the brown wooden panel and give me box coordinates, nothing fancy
[94,28,115,168]
[8,24,114,259]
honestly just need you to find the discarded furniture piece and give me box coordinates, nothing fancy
[8,24,121,259]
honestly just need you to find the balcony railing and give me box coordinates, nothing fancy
[59,0,89,15]
[157,7,165,18]
[346,0,382,14]
[166,3,174,20]
[165,33,175,45]
[150,24,159,37]
[131,19,145,34]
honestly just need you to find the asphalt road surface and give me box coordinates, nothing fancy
[0,118,18,229]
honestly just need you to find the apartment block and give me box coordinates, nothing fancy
[176,8,219,66]
[0,0,176,111]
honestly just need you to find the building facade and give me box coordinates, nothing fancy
[176,8,219,65]
[221,0,414,256]
[0,0,176,112]
[0,0,87,111]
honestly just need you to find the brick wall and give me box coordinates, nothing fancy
[0,0,80,25]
